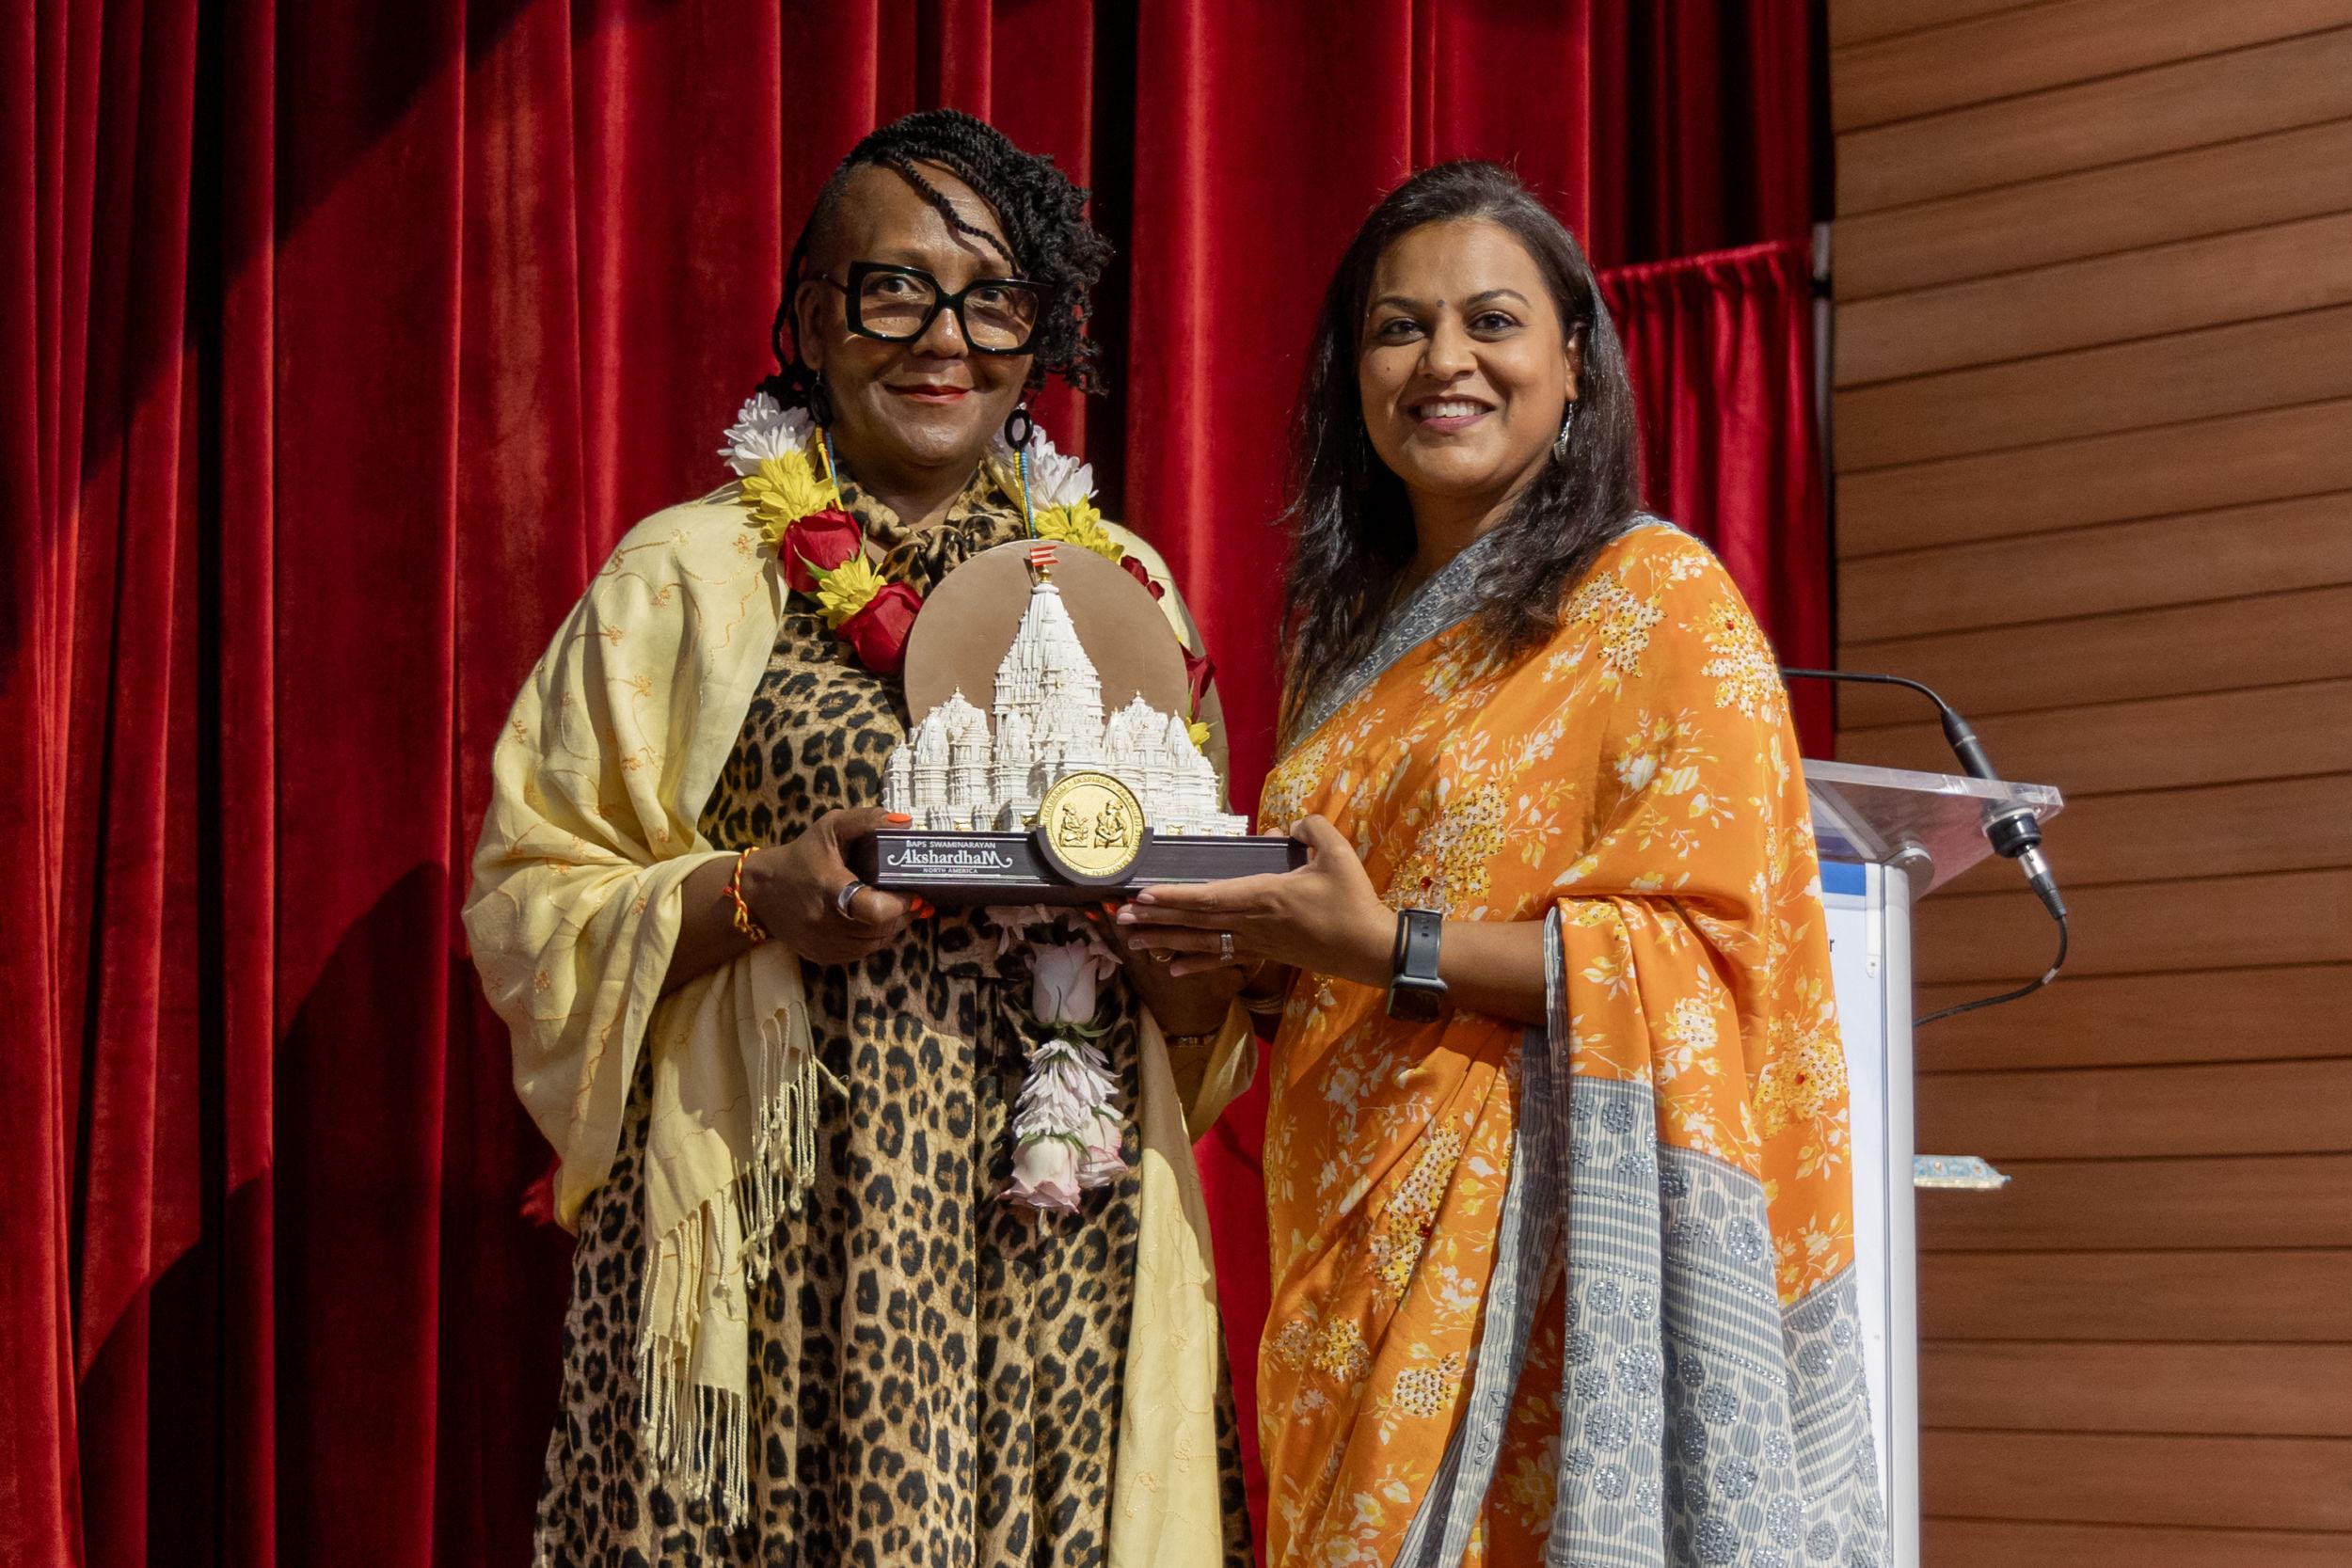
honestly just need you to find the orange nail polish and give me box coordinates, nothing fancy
[885,812,913,825]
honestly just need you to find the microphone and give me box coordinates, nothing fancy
[1781,667,2069,1024]
[1780,669,2063,920]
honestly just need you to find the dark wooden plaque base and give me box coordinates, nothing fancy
[847,828,1306,904]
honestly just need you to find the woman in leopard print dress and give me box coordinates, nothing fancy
[482,112,1254,1566]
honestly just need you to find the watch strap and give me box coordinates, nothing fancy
[1387,907,1447,1020]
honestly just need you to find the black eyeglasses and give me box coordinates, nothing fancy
[821,261,1049,354]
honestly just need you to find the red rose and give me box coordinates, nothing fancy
[1183,646,1216,715]
[840,581,923,674]
[1120,555,1166,601]
[781,507,862,596]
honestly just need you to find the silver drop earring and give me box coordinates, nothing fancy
[1553,402,1578,458]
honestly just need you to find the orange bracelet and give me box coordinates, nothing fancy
[724,847,769,942]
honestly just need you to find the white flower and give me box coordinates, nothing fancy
[996,422,1095,509]
[997,917,1130,1213]
[1004,1136,1086,1212]
[1079,1110,1127,1188]
[1030,937,1115,1024]
[1026,446,1095,509]
[988,904,1060,957]
[1003,1035,1126,1210]
[715,391,811,475]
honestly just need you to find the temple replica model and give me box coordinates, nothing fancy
[882,565,1250,838]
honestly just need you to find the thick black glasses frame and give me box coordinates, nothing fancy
[826,261,1049,354]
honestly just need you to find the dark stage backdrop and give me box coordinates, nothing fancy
[1,3,1820,1563]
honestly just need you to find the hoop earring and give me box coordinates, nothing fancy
[1553,403,1578,459]
[808,376,835,427]
[1002,402,1035,451]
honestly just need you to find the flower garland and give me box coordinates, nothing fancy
[718,393,1214,744]
[718,396,1219,1210]
[995,911,1130,1211]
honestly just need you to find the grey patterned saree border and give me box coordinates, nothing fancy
[1279,526,1513,760]
[1277,514,1671,764]
[1388,913,1889,1568]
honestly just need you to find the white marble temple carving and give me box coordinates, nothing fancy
[882,570,1249,836]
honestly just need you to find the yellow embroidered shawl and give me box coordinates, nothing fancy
[463,491,1252,1561]
[1255,524,1883,1567]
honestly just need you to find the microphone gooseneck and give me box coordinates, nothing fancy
[1780,667,2069,1022]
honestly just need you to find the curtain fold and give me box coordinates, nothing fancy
[1603,238,1833,752]
[1,3,1819,1563]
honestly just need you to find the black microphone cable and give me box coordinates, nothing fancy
[1781,668,2068,1026]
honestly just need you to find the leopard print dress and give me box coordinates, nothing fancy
[532,467,1255,1568]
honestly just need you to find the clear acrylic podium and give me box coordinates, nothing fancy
[1803,759,2064,1568]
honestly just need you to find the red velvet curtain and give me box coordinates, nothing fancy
[1,3,1819,1564]
[1604,239,1833,751]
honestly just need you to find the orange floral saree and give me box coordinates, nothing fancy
[1256,522,1884,1567]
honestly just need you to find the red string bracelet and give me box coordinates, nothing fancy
[724,847,769,942]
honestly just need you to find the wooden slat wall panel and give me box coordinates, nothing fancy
[1836,682,2352,797]
[1941,774,2352,895]
[1921,1432,2352,1529]
[1921,1342,2352,1434]
[1912,870,2352,983]
[1838,119,2352,299]
[1839,310,2352,470]
[1835,14,2352,1558]
[1915,1059,2352,1159]
[1918,1250,2352,1341]
[1839,495,2352,643]
[1836,585,2352,728]
[1836,399,2352,558]
[1915,967,2352,1072]
[1829,0,2033,51]
[1925,1521,2352,1568]
[1916,1155,2352,1252]
[1833,13,2352,1559]
[1836,211,2352,386]
[1832,0,2352,131]
[1837,27,2352,214]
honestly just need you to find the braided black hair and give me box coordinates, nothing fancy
[762,109,1113,407]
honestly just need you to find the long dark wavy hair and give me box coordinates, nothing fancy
[1278,161,1642,741]
[760,109,1113,408]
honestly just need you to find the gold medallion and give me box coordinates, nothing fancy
[1036,770,1148,882]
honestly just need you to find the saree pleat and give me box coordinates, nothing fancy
[1255,523,1884,1568]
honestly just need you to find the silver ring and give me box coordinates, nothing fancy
[834,879,866,919]
[1218,931,1235,962]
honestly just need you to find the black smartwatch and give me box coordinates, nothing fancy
[1386,908,1448,1022]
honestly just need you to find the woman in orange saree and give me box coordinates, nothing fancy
[1119,164,1884,1567]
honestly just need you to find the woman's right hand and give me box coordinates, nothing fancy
[742,807,918,964]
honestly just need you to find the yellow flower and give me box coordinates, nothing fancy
[740,450,838,535]
[1035,498,1122,562]
[812,554,885,628]
[1187,719,1212,750]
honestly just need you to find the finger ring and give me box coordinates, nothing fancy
[834,879,866,919]
[1218,931,1235,961]
[1151,948,1173,964]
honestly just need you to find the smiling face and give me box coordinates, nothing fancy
[1358,217,1579,531]
[795,162,1036,487]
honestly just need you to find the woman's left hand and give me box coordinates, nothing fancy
[1092,911,1251,1035]
[1115,816,1393,987]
